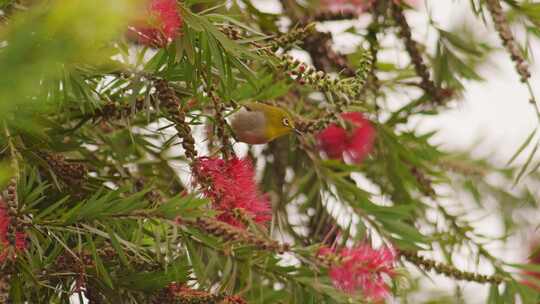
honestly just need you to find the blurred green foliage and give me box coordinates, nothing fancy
[0,0,140,126]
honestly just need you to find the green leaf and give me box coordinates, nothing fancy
[0,0,141,124]
[507,262,540,273]
[185,239,207,285]
[507,128,537,166]
[118,259,190,292]
[88,235,114,289]
[156,194,209,219]
[0,162,14,189]
[34,196,70,221]
[380,219,429,244]
[514,141,539,185]
[104,225,131,269]
[488,284,501,304]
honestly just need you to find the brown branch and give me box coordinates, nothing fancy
[152,283,247,304]
[438,158,487,177]
[309,11,358,23]
[363,7,383,97]
[207,90,234,159]
[410,166,435,198]
[303,33,356,77]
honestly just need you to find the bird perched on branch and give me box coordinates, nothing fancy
[230,102,300,144]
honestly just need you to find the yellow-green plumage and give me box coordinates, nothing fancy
[230,102,295,144]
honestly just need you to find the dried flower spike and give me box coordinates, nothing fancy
[38,152,87,187]
[190,217,289,254]
[485,0,531,82]
[154,79,197,160]
[270,23,316,52]
[303,33,356,77]
[278,54,363,99]
[392,3,444,105]
[0,276,9,304]
[400,250,505,284]
[165,283,248,304]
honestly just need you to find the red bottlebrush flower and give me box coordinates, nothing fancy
[14,231,26,251]
[317,112,375,164]
[192,157,271,227]
[129,0,183,47]
[327,244,397,301]
[0,198,27,263]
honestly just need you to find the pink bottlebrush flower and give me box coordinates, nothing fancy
[192,157,271,227]
[129,0,183,47]
[522,237,540,290]
[317,112,376,164]
[398,0,420,6]
[328,244,397,301]
[320,0,374,15]
[320,0,417,15]
[317,246,335,257]
[0,199,9,248]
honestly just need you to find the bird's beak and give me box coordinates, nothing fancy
[293,127,303,136]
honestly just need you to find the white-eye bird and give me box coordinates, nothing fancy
[230,102,300,144]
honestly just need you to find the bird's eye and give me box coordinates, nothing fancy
[282,118,290,127]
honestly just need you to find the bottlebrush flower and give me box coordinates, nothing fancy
[0,200,9,248]
[320,244,397,301]
[320,0,374,15]
[522,238,540,290]
[0,198,26,263]
[129,0,183,47]
[317,246,335,257]
[320,0,417,15]
[317,112,375,164]
[192,157,271,227]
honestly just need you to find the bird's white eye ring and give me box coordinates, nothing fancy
[282,118,290,127]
